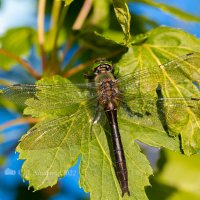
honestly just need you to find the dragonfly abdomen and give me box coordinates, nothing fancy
[105,109,130,197]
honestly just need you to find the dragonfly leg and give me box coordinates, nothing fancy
[89,104,101,140]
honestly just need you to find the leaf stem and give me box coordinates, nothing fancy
[72,0,93,30]
[0,48,40,80]
[38,0,47,72]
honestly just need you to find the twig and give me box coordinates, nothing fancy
[38,0,47,71]
[72,0,93,30]
[0,48,40,80]
[0,117,40,131]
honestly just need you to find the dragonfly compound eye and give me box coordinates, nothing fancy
[105,65,111,71]
[95,69,100,74]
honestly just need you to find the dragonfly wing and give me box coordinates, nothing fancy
[18,102,99,150]
[119,96,163,130]
[162,97,200,132]
[1,81,98,106]
[120,94,200,135]
[118,52,200,97]
[2,84,37,106]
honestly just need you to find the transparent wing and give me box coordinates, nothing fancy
[117,52,200,132]
[118,52,200,96]
[120,93,200,134]
[18,101,104,150]
[1,82,98,106]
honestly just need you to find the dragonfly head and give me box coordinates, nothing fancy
[93,58,112,75]
[84,58,118,79]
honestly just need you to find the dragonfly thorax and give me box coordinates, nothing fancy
[95,75,120,111]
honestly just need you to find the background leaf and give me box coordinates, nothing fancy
[112,0,131,43]
[0,27,36,70]
[146,149,200,200]
[88,0,110,30]
[78,30,127,50]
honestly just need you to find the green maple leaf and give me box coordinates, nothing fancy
[0,27,36,70]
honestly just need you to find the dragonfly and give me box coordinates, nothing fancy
[1,52,200,197]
